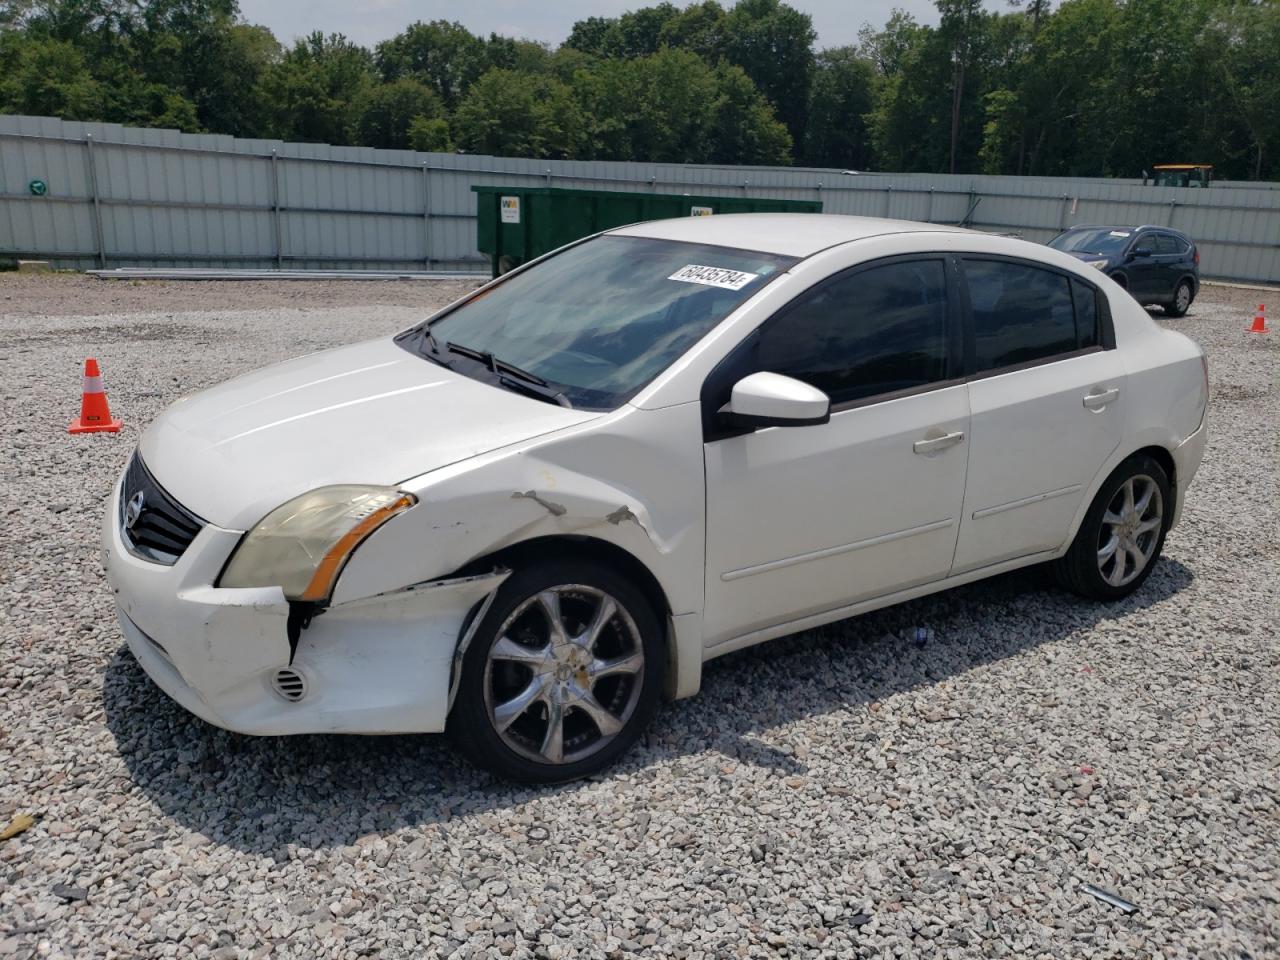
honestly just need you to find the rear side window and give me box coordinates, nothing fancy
[1156,234,1181,255]
[963,259,1077,372]
[1072,279,1100,349]
[755,259,949,405]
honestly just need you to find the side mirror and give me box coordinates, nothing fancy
[1129,246,1152,259]
[721,372,830,429]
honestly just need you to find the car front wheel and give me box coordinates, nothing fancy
[1054,454,1171,600]
[450,560,664,782]
[1164,279,1193,317]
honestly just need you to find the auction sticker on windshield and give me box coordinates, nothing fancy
[668,264,760,290]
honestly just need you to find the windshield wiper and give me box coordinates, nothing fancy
[496,373,573,408]
[446,341,572,408]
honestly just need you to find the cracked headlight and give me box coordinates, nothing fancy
[1087,259,1109,271]
[220,486,416,602]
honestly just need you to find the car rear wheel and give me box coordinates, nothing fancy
[1164,279,1193,317]
[1053,454,1170,600]
[450,561,663,782]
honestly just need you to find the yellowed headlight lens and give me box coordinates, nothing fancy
[220,486,416,601]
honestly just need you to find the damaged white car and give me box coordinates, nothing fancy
[103,214,1208,782]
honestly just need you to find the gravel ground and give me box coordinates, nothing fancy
[1,278,1277,959]
[0,272,485,316]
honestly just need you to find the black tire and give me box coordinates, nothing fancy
[1053,453,1171,600]
[449,560,664,783]
[1164,279,1194,317]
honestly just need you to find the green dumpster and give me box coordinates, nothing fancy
[473,185,822,276]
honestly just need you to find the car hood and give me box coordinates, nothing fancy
[139,337,599,530]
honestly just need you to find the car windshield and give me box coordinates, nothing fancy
[1049,228,1134,256]
[402,235,795,410]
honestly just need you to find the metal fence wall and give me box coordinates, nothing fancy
[3,113,1279,282]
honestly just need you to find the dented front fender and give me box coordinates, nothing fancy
[329,403,708,697]
[333,403,705,612]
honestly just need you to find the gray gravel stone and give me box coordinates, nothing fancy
[0,278,1276,958]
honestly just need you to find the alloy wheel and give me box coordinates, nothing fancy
[1175,282,1192,313]
[1096,475,1164,587]
[482,585,645,765]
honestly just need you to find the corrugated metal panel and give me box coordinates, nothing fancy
[2,113,1278,281]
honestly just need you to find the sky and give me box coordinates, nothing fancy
[235,1,950,52]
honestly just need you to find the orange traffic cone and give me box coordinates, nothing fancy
[1250,304,1268,333]
[68,358,122,433]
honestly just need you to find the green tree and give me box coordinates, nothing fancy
[857,9,922,78]
[1203,2,1280,180]
[565,16,617,56]
[803,47,876,169]
[658,1,727,60]
[866,23,953,172]
[408,115,452,152]
[375,20,487,110]
[572,47,788,165]
[721,0,815,148]
[485,36,554,75]
[612,3,681,57]
[354,77,444,150]
[937,0,986,174]
[566,4,681,58]
[453,68,584,159]
[708,61,792,164]
[0,34,103,119]
[263,32,373,145]
[978,86,1021,174]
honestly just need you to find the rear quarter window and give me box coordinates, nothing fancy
[1071,279,1100,349]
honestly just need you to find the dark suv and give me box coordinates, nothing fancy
[1048,225,1200,316]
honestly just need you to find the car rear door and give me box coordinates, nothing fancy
[951,257,1124,573]
[701,256,970,648]
[1155,233,1184,297]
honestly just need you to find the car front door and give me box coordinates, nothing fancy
[951,257,1124,573]
[1123,232,1160,301]
[701,256,970,649]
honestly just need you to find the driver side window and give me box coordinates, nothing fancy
[753,259,950,406]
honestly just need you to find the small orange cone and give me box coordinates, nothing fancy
[68,358,122,433]
[1250,303,1268,333]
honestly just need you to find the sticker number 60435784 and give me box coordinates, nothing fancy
[667,264,760,290]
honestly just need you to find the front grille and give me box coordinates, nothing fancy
[120,453,206,564]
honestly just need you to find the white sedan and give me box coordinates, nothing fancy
[103,214,1208,781]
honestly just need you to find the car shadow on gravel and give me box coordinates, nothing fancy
[102,558,1193,856]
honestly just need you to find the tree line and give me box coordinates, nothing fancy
[2,0,1277,179]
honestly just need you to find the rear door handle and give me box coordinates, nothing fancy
[1083,387,1121,410]
[913,431,965,455]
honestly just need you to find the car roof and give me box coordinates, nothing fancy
[609,213,971,258]
[1063,224,1190,238]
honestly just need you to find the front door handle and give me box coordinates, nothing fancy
[1083,387,1121,410]
[913,430,965,455]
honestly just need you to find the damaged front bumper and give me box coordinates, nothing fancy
[101,478,506,735]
